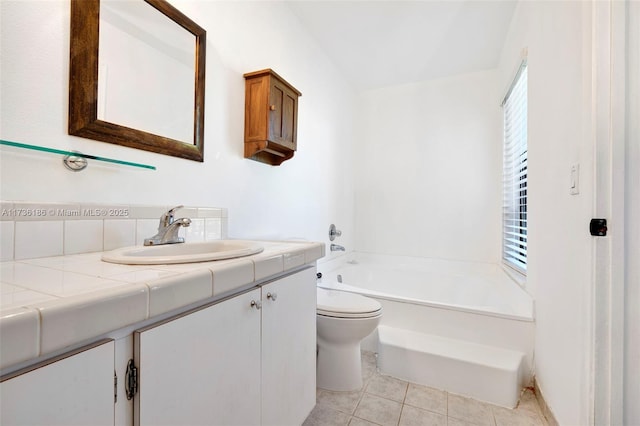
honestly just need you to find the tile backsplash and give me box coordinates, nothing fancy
[0,202,228,262]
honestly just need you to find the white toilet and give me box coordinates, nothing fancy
[316,287,382,391]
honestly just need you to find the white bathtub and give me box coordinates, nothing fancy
[319,253,533,321]
[318,252,535,404]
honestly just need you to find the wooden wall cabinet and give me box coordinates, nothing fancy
[244,69,301,166]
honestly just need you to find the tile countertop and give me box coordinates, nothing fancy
[0,240,325,371]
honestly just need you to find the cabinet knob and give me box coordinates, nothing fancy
[269,105,276,111]
[267,292,278,301]
[250,300,262,310]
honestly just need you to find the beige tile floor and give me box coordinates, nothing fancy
[304,352,548,426]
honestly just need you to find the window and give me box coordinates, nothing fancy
[502,63,528,274]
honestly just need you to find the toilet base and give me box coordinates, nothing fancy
[316,341,363,391]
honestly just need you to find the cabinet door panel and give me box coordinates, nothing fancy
[135,289,261,426]
[261,268,317,425]
[268,81,297,149]
[269,84,284,141]
[114,335,133,426]
[282,92,296,144]
[0,340,115,426]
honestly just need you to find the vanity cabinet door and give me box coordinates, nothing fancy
[134,288,261,426]
[0,339,115,426]
[261,267,317,425]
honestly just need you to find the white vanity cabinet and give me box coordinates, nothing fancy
[134,288,262,426]
[261,267,317,425]
[133,266,317,426]
[0,339,115,426]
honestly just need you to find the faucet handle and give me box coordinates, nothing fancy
[161,205,184,227]
[329,224,342,241]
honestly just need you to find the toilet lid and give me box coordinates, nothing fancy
[317,288,382,318]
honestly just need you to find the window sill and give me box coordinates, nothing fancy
[502,263,527,288]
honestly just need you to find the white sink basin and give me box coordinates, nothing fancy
[101,240,264,265]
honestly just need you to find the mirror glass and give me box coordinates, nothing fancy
[69,0,206,162]
[98,0,195,144]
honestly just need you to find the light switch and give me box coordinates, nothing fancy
[570,164,580,195]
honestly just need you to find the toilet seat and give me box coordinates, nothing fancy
[317,288,382,319]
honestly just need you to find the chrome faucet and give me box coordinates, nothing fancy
[330,244,345,252]
[144,205,192,246]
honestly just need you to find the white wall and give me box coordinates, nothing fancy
[498,2,594,425]
[354,70,502,263]
[0,0,357,258]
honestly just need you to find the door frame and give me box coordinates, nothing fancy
[591,1,628,424]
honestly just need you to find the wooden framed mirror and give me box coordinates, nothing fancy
[69,0,206,162]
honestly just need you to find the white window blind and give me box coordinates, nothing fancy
[502,64,528,274]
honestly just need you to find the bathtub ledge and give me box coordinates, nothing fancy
[377,325,525,408]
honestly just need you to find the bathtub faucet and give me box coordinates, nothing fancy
[330,244,345,252]
[144,205,191,246]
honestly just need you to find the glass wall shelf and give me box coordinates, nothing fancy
[0,140,156,170]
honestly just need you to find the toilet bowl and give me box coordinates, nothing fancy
[316,287,382,391]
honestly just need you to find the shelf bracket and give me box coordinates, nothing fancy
[63,152,88,172]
